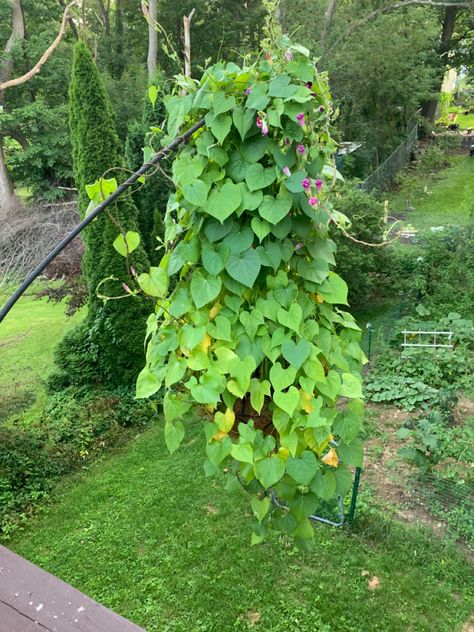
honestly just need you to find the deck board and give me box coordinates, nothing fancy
[0,545,145,632]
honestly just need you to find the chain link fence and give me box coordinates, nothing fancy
[360,112,420,193]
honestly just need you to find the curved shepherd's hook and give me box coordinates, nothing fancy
[0,118,206,325]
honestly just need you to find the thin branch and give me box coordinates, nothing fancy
[0,1,80,92]
[327,0,474,54]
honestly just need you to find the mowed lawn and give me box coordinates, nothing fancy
[8,418,474,632]
[0,288,84,419]
[389,155,474,231]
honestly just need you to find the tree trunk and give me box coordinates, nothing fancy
[421,6,459,123]
[147,0,157,81]
[0,0,25,219]
[320,0,337,53]
[0,136,19,221]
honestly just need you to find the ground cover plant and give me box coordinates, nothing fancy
[122,25,366,547]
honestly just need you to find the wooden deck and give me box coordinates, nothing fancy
[0,545,145,632]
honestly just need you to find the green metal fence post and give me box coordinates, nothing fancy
[348,467,362,524]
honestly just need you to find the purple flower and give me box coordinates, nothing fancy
[319,105,325,113]
[308,197,319,207]
[282,166,291,177]
[296,112,305,127]
[315,179,323,192]
[306,82,313,89]
[297,144,306,154]
[302,178,311,189]
[261,120,269,136]
[284,137,291,146]
[285,49,293,62]
[245,87,252,95]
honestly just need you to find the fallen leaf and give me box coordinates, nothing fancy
[245,611,261,625]
[368,576,381,590]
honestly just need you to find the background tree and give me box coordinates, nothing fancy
[52,40,150,389]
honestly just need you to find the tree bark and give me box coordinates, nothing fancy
[421,6,459,122]
[147,0,158,81]
[320,0,337,52]
[183,9,195,79]
[0,0,25,220]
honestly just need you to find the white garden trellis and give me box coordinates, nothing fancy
[401,330,454,349]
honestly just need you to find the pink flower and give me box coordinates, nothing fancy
[308,197,319,207]
[315,179,323,192]
[285,49,293,62]
[297,144,306,154]
[261,120,269,135]
[284,137,291,146]
[245,87,252,95]
[295,242,303,250]
[122,283,132,294]
[265,51,272,62]
[282,166,291,177]
[296,112,305,127]
[302,178,311,189]
[130,266,137,277]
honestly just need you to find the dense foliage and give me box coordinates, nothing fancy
[129,30,366,546]
[0,387,155,537]
[52,42,150,389]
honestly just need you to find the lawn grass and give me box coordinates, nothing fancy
[457,112,474,129]
[389,155,474,231]
[0,286,84,420]
[8,418,473,632]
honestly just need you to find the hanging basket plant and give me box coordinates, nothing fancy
[131,31,366,546]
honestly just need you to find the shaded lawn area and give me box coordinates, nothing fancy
[8,418,473,632]
[0,288,84,419]
[389,155,474,231]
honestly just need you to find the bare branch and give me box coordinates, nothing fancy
[327,0,474,54]
[183,8,195,79]
[0,1,80,93]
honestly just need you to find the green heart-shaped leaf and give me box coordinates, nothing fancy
[269,362,297,392]
[273,386,300,417]
[205,182,243,223]
[245,163,276,191]
[254,454,285,489]
[277,303,302,333]
[281,339,311,369]
[225,248,261,288]
[287,450,318,486]
[251,217,271,242]
[258,193,292,225]
[190,271,222,308]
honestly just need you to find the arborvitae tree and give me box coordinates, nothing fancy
[51,40,150,389]
[125,80,171,265]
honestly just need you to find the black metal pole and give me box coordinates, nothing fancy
[0,118,205,325]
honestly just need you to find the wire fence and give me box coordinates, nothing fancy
[360,111,420,193]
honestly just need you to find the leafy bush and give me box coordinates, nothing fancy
[331,184,391,306]
[0,387,156,536]
[413,225,474,319]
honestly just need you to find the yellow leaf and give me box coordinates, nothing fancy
[212,429,227,441]
[304,429,333,455]
[278,446,290,460]
[197,333,212,353]
[316,293,324,304]
[209,303,221,320]
[299,390,314,413]
[214,408,235,433]
[321,447,339,467]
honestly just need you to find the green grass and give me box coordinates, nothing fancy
[0,286,84,420]
[389,155,474,231]
[457,113,474,129]
[7,419,473,632]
